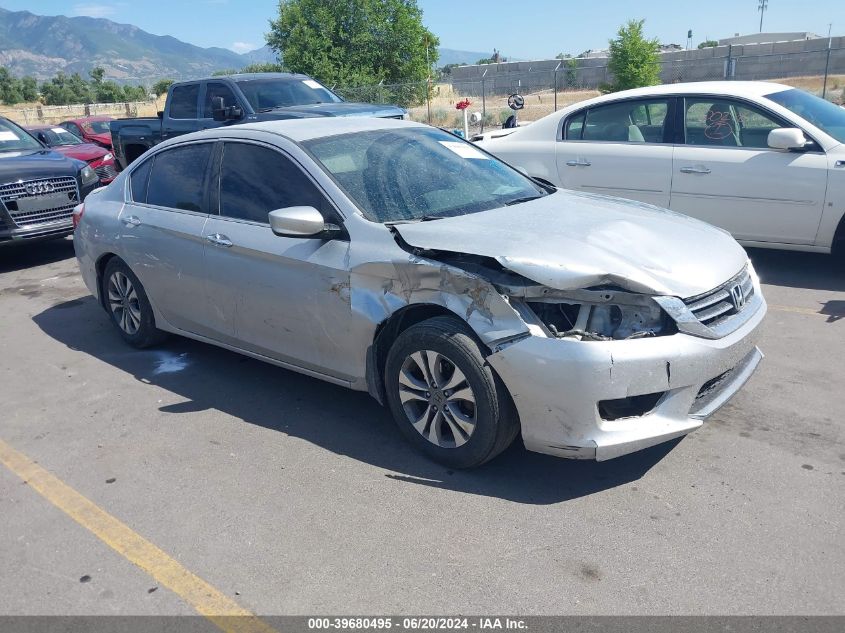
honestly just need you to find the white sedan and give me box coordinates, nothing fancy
[476,81,845,256]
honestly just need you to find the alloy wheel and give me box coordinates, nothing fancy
[107,271,142,335]
[398,350,477,448]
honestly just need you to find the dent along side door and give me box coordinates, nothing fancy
[669,96,828,244]
[116,141,214,335]
[556,97,675,207]
[200,140,355,382]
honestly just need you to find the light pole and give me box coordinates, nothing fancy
[758,0,768,33]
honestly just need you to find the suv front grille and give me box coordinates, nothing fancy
[0,177,79,228]
[683,267,755,328]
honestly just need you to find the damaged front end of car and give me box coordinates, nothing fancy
[361,239,766,462]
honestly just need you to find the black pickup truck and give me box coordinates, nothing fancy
[110,72,407,169]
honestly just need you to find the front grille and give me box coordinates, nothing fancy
[0,176,79,228]
[94,164,118,180]
[683,267,754,328]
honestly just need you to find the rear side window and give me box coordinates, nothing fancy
[169,84,200,119]
[147,143,213,212]
[581,99,670,143]
[129,157,152,203]
[218,142,328,224]
[564,112,585,139]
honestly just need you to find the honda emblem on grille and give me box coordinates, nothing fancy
[25,182,55,195]
[729,284,746,310]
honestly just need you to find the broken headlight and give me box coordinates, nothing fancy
[526,300,675,341]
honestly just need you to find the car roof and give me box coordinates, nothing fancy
[161,117,429,147]
[590,81,792,102]
[224,72,312,82]
[24,124,52,130]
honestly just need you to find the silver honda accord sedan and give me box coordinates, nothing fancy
[74,118,766,468]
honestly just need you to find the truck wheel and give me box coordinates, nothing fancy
[102,258,166,349]
[384,316,519,468]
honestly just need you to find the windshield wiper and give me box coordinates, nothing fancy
[504,195,545,206]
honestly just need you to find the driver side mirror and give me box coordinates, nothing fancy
[268,206,342,239]
[212,96,243,122]
[768,127,809,151]
[36,132,49,145]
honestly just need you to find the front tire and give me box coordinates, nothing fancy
[384,316,519,468]
[102,258,165,348]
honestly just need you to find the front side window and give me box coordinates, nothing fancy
[218,142,327,223]
[169,84,200,119]
[146,143,213,212]
[303,127,547,223]
[684,98,786,148]
[203,83,239,118]
[62,123,82,137]
[581,99,670,143]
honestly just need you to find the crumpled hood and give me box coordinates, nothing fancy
[52,143,108,162]
[393,190,748,298]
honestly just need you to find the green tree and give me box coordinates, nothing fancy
[267,0,438,97]
[20,76,38,102]
[0,67,23,104]
[697,40,719,49]
[89,66,106,84]
[606,19,661,92]
[152,78,175,96]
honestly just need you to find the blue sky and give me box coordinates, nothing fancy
[6,0,841,60]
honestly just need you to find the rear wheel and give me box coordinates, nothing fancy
[102,258,165,348]
[384,316,519,468]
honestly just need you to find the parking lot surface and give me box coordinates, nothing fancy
[1,238,843,616]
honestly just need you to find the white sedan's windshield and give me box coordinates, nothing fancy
[765,88,845,143]
[304,127,547,223]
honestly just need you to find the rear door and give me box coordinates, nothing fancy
[162,82,201,141]
[670,96,828,244]
[556,97,675,207]
[117,141,215,335]
[201,140,355,379]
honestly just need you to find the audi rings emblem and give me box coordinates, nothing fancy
[25,182,55,195]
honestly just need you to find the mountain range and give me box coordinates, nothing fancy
[0,7,493,84]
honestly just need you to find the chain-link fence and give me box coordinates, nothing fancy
[0,99,161,126]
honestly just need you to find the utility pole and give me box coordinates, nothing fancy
[758,0,768,33]
[822,23,832,98]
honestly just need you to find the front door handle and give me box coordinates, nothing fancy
[680,166,712,174]
[835,160,845,168]
[205,233,233,248]
[122,215,141,227]
[565,159,592,167]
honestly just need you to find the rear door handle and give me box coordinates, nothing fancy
[122,215,141,227]
[835,160,845,168]
[205,233,233,248]
[680,166,712,174]
[565,159,592,167]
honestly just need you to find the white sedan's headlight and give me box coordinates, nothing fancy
[80,165,98,186]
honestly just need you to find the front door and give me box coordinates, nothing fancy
[557,98,674,207]
[201,141,356,380]
[670,97,828,244]
[117,142,214,335]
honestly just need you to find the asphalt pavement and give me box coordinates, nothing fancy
[0,237,842,617]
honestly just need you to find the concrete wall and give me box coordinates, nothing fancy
[450,36,845,95]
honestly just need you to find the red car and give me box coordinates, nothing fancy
[26,125,118,184]
[59,116,114,149]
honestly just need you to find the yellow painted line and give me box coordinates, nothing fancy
[0,438,278,633]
